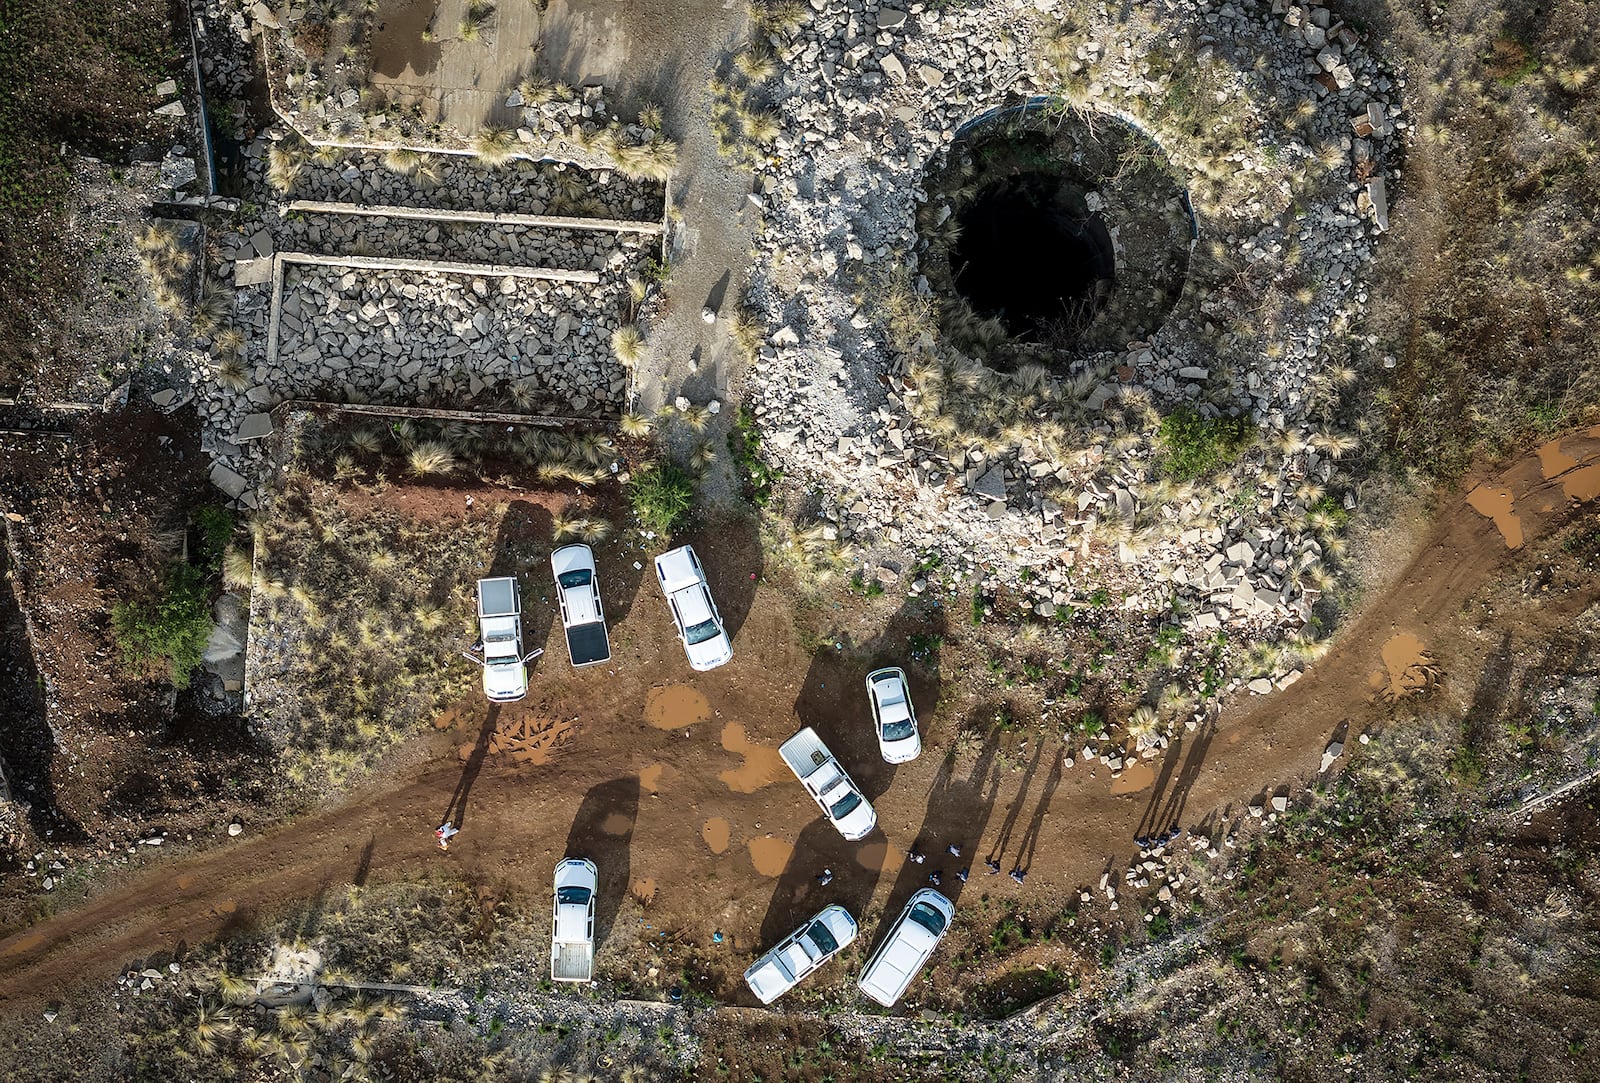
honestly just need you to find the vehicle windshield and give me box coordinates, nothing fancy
[685,618,722,645]
[557,569,592,589]
[828,791,862,820]
[556,886,591,906]
[907,902,947,937]
[881,718,917,741]
[806,921,840,956]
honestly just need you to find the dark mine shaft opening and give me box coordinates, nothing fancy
[950,171,1116,341]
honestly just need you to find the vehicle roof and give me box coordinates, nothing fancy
[554,903,589,942]
[551,544,596,578]
[671,582,715,627]
[480,621,521,659]
[654,546,703,591]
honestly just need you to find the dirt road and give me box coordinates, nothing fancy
[3,428,1599,1008]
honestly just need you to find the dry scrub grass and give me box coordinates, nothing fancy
[1367,0,1600,477]
[250,479,489,790]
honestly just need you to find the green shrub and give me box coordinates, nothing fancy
[112,563,212,689]
[193,505,235,570]
[1158,407,1254,481]
[727,407,779,505]
[628,461,695,535]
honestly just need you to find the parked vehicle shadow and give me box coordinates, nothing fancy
[440,705,500,831]
[878,732,1006,916]
[593,524,649,628]
[563,776,640,948]
[792,598,947,803]
[680,512,762,642]
[0,543,86,842]
[755,819,870,950]
[490,499,557,657]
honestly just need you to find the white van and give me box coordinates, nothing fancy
[856,889,953,1007]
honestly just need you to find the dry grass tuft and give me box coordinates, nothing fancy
[471,125,518,167]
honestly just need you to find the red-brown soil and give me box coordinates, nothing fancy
[0,407,277,876]
[3,427,1600,1009]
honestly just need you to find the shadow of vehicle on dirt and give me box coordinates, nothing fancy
[0,544,86,842]
[489,499,557,657]
[678,513,762,643]
[755,818,883,958]
[563,776,640,948]
[792,599,947,803]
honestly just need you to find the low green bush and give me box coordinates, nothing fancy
[112,563,211,689]
[1158,406,1254,480]
[628,461,695,535]
[727,407,779,505]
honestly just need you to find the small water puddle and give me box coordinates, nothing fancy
[854,840,898,873]
[747,836,794,877]
[717,723,788,793]
[645,685,710,730]
[701,817,731,854]
[1537,438,1580,478]
[1372,633,1440,701]
[1109,761,1155,794]
[1465,484,1523,549]
[1562,463,1600,503]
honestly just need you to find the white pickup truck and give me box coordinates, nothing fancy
[779,727,877,841]
[473,577,541,702]
[550,858,597,983]
[551,544,611,667]
[744,904,858,1004]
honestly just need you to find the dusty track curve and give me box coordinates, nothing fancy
[2,428,1599,1007]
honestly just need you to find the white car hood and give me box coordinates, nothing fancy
[684,631,732,670]
[835,797,877,840]
[483,660,526,699]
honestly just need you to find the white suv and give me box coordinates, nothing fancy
[653,545,733,671]
[866,666,922,763]
[857,889,953,1007]
[743,905,858,1005]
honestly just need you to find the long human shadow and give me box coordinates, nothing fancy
[877,728,1007,920]
[563,776,640,949]
[1013,751,1066,877]
[983,738,1045,872]
[352,836,376,888]
[440,705,500,831]
[1135,720,1221,842]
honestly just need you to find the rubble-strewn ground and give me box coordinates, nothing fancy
[3,0,1600,1079]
